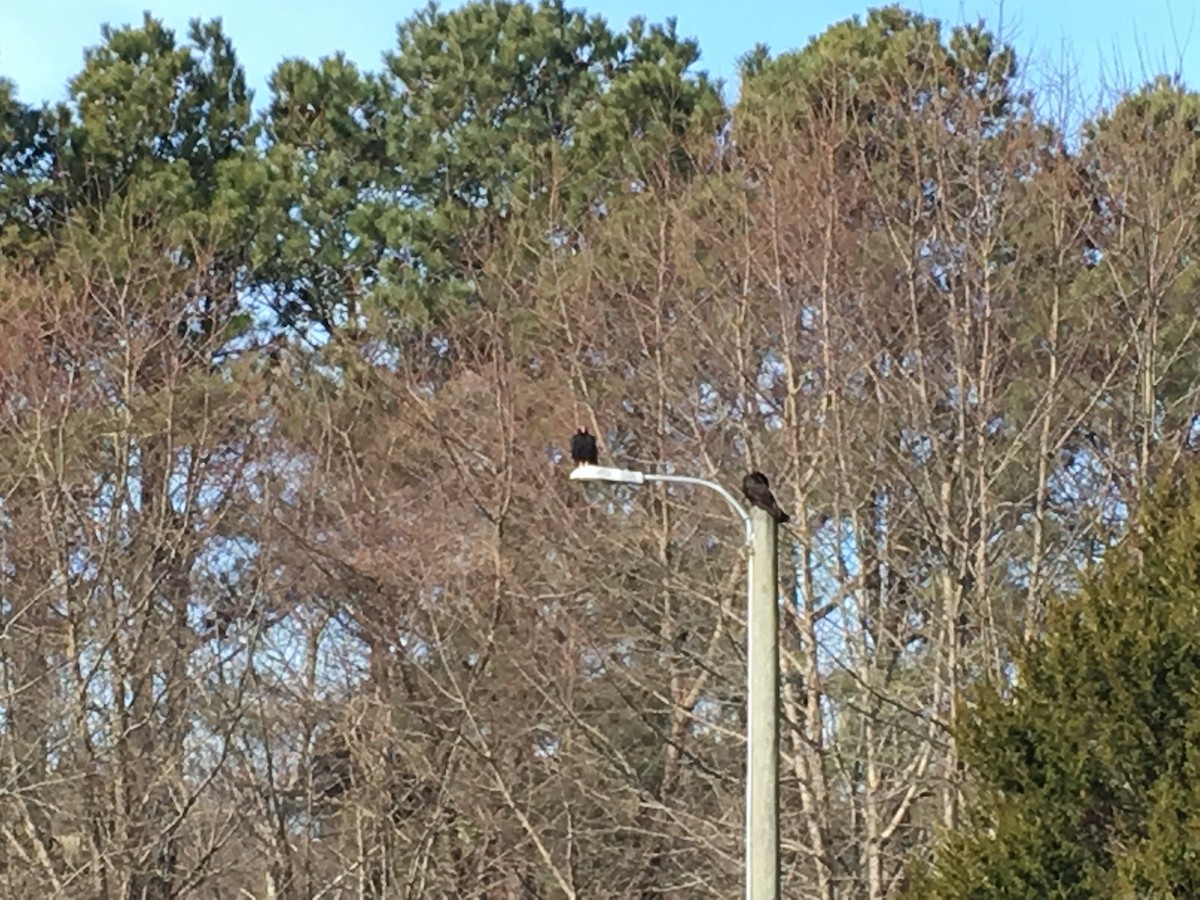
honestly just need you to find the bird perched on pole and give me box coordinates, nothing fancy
[742,471,789,523]
[570,426,598,467]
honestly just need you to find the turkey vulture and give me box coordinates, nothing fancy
[742,471,789,524]
[570,426,598,466]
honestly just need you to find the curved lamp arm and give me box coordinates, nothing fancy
[645,474,753,546]
[569,465,753,546]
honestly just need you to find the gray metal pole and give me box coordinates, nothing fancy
[567,464,775,896]
[746,506,780,900]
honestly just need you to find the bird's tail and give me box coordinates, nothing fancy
[768,502,790,524]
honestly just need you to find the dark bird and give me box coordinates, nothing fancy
[570,426,598,466]
[742,471,790,524]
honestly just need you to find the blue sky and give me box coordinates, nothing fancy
[1,0,1196,115]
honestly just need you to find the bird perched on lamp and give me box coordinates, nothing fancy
[570,426,598,467]
[742,471,790,524]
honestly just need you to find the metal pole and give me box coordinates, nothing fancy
[567,464,778,896]
[746,506,780,900]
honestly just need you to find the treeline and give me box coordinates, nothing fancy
[0,2,1198,896]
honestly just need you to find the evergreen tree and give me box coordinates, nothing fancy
[246,0,723,344]
[909,467,1200,898]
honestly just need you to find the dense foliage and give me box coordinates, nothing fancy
[0,2,1196,896]
[910,472,1200,898]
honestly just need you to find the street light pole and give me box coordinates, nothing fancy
[746,505,780,900]
[568,464,780,900]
